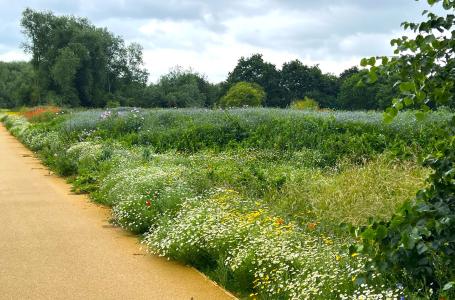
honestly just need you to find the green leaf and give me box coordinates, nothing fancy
[399,82,415,93]
[402,233,417,250]
[386,107,398,117]
[404,97,414,106]
[394,100,404,110]
[368,71,378,83]
[368,57,376,66]
[415,91,426,102]
[421,104,431,112]
[383,113,394,124]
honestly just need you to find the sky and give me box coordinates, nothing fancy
[0,0,443,83]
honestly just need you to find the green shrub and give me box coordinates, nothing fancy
[290,97,319,110]
[106,100,120,108]
[219,82,265,107]
[356,118,455,295]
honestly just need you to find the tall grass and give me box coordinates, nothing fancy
[57,108,450,167]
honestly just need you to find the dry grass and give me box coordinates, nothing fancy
[267,155,430,226]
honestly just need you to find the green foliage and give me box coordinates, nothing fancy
[51,47,81,106]
[56,108,451,168]
[106,100,120,108]
[360,1,454,116]
[357,120,455,288]
[219,82,265,108]
[337,70,398,110]
[339,66,360,81]
[225,54,283,107]
[0,61,38,108]
[20,8,148,107]
[3,110,448,298]
[290,97,319,110]
[356,0,455,294]
[148,67,218,108]
[3,9,414,110]
[280,60,339,108]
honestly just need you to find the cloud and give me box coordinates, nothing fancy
[0,0,447,82]
[0,49,29,62]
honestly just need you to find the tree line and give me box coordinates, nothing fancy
[1,8,446,110]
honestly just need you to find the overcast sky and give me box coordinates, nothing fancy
[0,0,443,82]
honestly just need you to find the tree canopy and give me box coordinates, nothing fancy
[0,8,442,111]
[224,54,283,107]
[145,67,219,108]
[0,61,37,108]
[20,8,148,107]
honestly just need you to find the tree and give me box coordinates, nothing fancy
[337,70,398,110]
[337,71,376,110]
[339,66,360,81]
[225,54,283,107]
[356,0,455,294]
[51,47,81,106]
[0,62,37,108]
[20,8,148,107]
[279,60,339,108]
[148,67,217,108]
[219,82,265,108]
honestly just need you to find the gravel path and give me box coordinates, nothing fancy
[0,124,233,300]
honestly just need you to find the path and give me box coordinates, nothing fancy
[0,124,233,300]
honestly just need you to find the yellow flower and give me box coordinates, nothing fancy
[324,238,333,245]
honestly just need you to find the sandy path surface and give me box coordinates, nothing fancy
[0,124,233,300]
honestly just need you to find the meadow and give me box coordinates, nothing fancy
[1,107,452,299]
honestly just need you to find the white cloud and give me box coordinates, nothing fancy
[0,50,30,62]
[0,0,448,82]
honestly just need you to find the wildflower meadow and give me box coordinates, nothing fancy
[1,107,453,299]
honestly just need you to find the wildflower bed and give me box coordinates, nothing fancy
[1,107,451,299]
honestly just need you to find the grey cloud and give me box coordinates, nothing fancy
[0,0,449,79]
[230,0,443,61]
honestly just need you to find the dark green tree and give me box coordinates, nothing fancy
[20,8,148,107]
[51,47,81,106]
[225,54,283,107]
[279,60,339,108]
[149,67,217,108]
[339,66,360,81]
[0,61,37,108]
[337,70,398,110]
